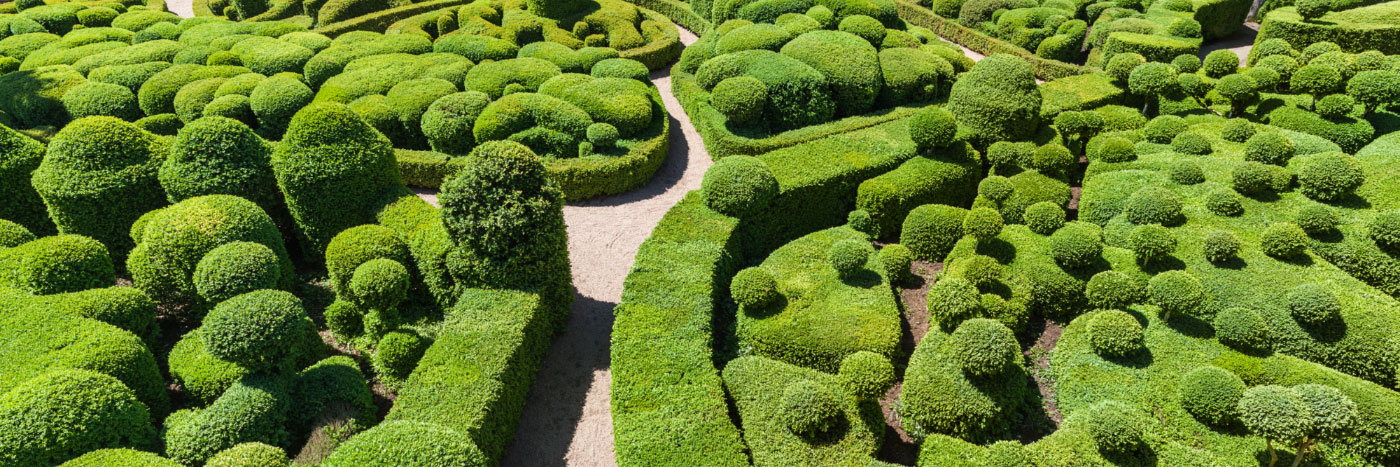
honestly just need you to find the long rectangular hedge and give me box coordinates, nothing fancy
[626,0,714,35]
[894,0,1094,81]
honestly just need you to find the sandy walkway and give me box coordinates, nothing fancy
[165,0,194,19]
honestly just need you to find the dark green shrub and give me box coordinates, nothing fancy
[1089,309,1144,358]
[163,374,291,466]
[979,176,1014,203]
[1171,53,1200,73]
[1317,94,1355,119]
[1232,161,1275,195]
[1215,307,1269,351]
[1127,62,1176,111]
[1292,64,1343,108]
[1202,49,1239,78]
[1215,73,1259,117]
[1085,400,1144,453]
[1369,210,1400,253]
[323,299,363,339]
[193,241,281,305]
[174,78,227,124]
[986,141,1031,171]
[1295,0,1330,21]
[270,103,400,259]
[731,267,780,309]
[878,244,911,283]
[1149,270,1203,320]
[1287,283,1340,325]
[1024,201,1065,235]
[949,318,1018,377]
[1170,131,1211,155]
[779,30,881,117]
[1237,385,1310,450]
[847,209,875,235]
[901,204,965,261]
[586,122,619,149]
[350,258,409,311]
[1179,366,1245,426]
[62,82,141,121]
[374,329,427,384]
[138,64,250,117]
[248,75,313,139]
[1131,224,1177,265]
[877,47,947,106]
[201,290,311,370]
[387,78,458,149]
[1244,131,1294,166]
[1089,136,1135,162]
[957,255,1003,289]
[828,239,871,278]
[0,123,51,236]
[909,106,957,151]
[711,76,767,125]
[927,277,982,331]
[76,7,119,27]
[591,58,648,81]
[1030,143,1072,175]
[162,116,280,213]
[1206,189,1244,216]
[945,54,1041,146]
[701,155,778,218]
[204,95,257,127]
[134,113,182,135]
[1257,55,1300,83]
[1169,161,1205,185]
[325,224,410,305]
[0,220,35,249]
[1202,230,1240,263]
[0,238,113,296]
[963,207,1003,242]
[59,448,182,466]
[31,116,169,263]
[320,421,487,467]
[421,91,491,155]
[1262,223,1309,259]
[1298,152,1364,202]
[777,380,842,436]
[1049,228,1101,269]
[205,442,289,467]
[1124,187,1183,226]
[0,369,156,467]
[1106,52,1145,82]
[1293,383,1356,442]
[1085,270,1140,310]
[836,15,885,46]
[1222,119,1256,142]
[1296,203,1338,235]
[838,351,895,399]
[1142,114,1186,144]
[1347,70,1400,115]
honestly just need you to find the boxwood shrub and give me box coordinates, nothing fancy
[0,369,157,467]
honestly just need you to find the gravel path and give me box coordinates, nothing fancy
[166,0,194,19]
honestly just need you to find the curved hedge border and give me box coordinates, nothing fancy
[895,0,1094,81]
[1253,6,1400,60]
[626,0,713,36]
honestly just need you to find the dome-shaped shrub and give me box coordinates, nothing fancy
[950,318,1019,377]
[928,277,982,330]
[374,329,428,384]
[249,74,313,139]
[1179,366,1246,426]
[0,220,34,249]
[205,442,289,467]
[963,207,1004,241]
[1085,400,1144,453]
[1286,283,1340,325]
[1293,383,1356,440]
[421,91,491,155]
[1370,210,1400,253]
[1148,270,1203,320]
[350,258,409,311]
[701,155,778,218]
[0,234,115,295]
[901,204,965,261]
[0,122,50,237]
[1202,49,1239,78]
[1262,223,1308,258]
[828,239,871,277]
[203,95,257,127]
[1222,119,1256,142]
[1143,115,1187,144]
[978,176,1014,203]
[201,289,310,370]
[731,267,779,308]
[1172,54,1201,73]
[711,76,767,125]
[1106,53,1145,82]
[1295,204,1338,235]
[1232,161,1276,195]
[837,15,886,45]
[1169,161,1205,185]
[320,421,487,467]
[1088,309,1144,358]
[0,369,156,466]
[956,254,1002,289]
[839,351,896,399]
[1206,189,1244,216]
[1202,230,1240,263]
[1170,129,1212,155]
[778,380,843,436]
[62,82,142,121]
[1049,229,1101,269]
[1215,307,1268,351]
[193,241,281,305]
[586,122,619,149]
[945,54,1041,146]
[1090,136,1135,162]
[1244,132,1294,166]
[1024,201,1065,235]
[1125,187,1183,225]
[1298,152,1364,202]
[162,116,280,213]
[909,106,957,150]
[878,244,912,283]
[1238,385,1311,446]
[1085,270,1141,310]
[1031,144,1072,175]
[1130,223,1176,264]
[1316,93,1354,119]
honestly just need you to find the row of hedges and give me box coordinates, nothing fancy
[1254,3,1400,57]
[896,0,1093,80]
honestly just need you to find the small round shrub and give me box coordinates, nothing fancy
[879,244,912,283]
[1202,49,1240,78]
[374,330,428,383]
[987,141,1032,169]
[701,156,778,218]
[1206,189,1244,216]
[1169,161,1205,185]
[1347,70,1400,114]
[949,318,1019,377]
[1148,270,1204,319]
[201,289,309,370]
[421,92,491,155]
[984,441,1030,466]
[927,277,982,330]
[1238,385,1311,445]
[203,95,256,127]
[1024,201,1065,234]
[1298,152,1364,202]
[1287,283,1340,325]
[0,369,155,466]
[1244,132,1295,166]
[837,15,886,45]
[1295,0,1331,20]
[1293,384,1357,440]
[586,122,619,149]
[1202,230,1241,263]
[1179,366,1246,426]
[349,258,409,311]
[1171,54,1201,73]
[163,116,279,212]
[205,442,289,467]
[959,254,1003,288]
[1086,400,1144,453]
[1316,93,1354,119]
[1171,131,1211,155]
[711,76,767,125]
[1091,136,1136,162]
[732,267,779,308]
[1143,115,1187,144]
[1215,307,1269,351]
[1221,119,1256,142]
[1232,161,1275,195]
[828,239,871,277]
[963,207,1004,241]
[1125,187,1183,226]
[1296,204,1339,235]
[1086,270,1142,310]
[1292,63,1343,100]
[1370,210,1400,253]
[1128,62,1178,99]
[325,224,411,305]
[0,220,35,249]
[1246,66,1281,90]
[1050,229,1102,269]
[0,235,115,295]
[847,210,875,235]
[978,176,1014,203]
[909,106,957,150]
[320,421,486,467]
[1088,309,1144,358]
[1130,224,1177,264]
[249,75,314,139]
[193,241,281,305]
[779,380,842,436]
[62,82,142,121]
[1106,53,1146,82]
[945,54,1042,145]
[1031,144,1073,175]
[839,351,896,399]
[323,300,364,339]
[1262,223,1309,259]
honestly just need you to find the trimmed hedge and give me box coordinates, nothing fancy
[163,374,290,466]
[322,421,486,466]
[0,369,157,467]
[0,123,52,236]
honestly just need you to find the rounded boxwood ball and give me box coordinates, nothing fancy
[731,267,779,308]
[985,440,1029,466]
[1091,136,1136,163]
[1148,270,1203,318]
[1031,144,1072,174]
[0,219,35,249]
[0,369,156,466]
[1088,309,1144,358]
[1232,161,1274,195]
[711,76,767,125]
[323,299,365,339]
[1086,270,1142,310]
[1086,400,1144,453]
[374,329,428,383]
[1222,119,1256,142]
[1296,204,1338,235]
[586,122,618,149]
[928,277,982,330]
[1293,383,1356,439]
[1106,53,1146,82]
[1287,283,1340,325]
[1024,201,1065,235]
[201,289,308,370]
[963,207,1003,241]
[1370,210,1400,253]
[1298,152,1364,202]
[839,351,895,399]
[878,244,912,283]
[1203,49,1240,78]
[1125,187,1183,225]
[1237,385,1311,445]
[1206,189,1243,216]
[1143,115,1187,144]
[828,239,870,277]
[320,421,487,467]
[978,176,1013,203]
[1316,93,1354,119]
[779,380,842,436]
[847,209,875,234]
[1179,366,1246,426]
[1202,230,1240,263]
[193,241,281,305]
[349,258,409,311]
[958,254,1003,289]
[62,82,142,121]
[909,106,957,150]
[1262,223,1308,258]
[1130,223,1177,263]
[1215,307,1268,351]
[1244,132,1294,166]
[1171,131,1211,155]
[950,318,1019,377]
[206,442,289,467]
[701,156,778,218]
[1169,161,1204,185]
[1050,229,1101,269]
[1172,54,1201,74]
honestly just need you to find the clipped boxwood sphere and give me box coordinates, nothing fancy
[1298,152,1364,202]
[1206,189,1244,216]
[205,442,289,467]
[1244,132,1294,166]
[193,241,281,305]
[201,289,309,370]
[1287,283,1340,325]
[1106,53,1146,82]
[1237,385,1311,445]
[1296,204,1338,235]
[1262,223,1308,258]
[986,141,1031,169]
[839,351,896,399]
[779,380,843,436]
[837,14,886,45]
[1086,270,1142,310]
[1202,230,1240,263]
[323,299,365,339]
[963,207,1004,241]
[1221,119,1256,142]
[1370,210,1400,252]
[1088,310,1144,358]
[1203,49,1240,78]
[1030,143,1072,175]
[1049,228,1101,269]
[321,421,487,467]
[959,254,1003,288]
[62,82,142,121]
[0,234,115,295]
[0,369,156,467]
[1170,131,1211,155]
[1169,161,1205,185]
[1179,366,1246,426]
[349,258,410,311]
[731,266,779,308]
[1125,187,1183,226]
[909,106,957,150]
[1024,201,1065,235]
[1232,161,1275,195]
[878,244,912,283]
[928,277,982,330]
[374,329,428,383]
[1293,383,1357,440]
[950,318,1019,377]
[0,219,35,249]
[421,91,491,156]
[1086,400,1144,453]
[1128,62,1177,98]
[1091,136,1136,163]
[711,76,767,125]
[1316,93,1354,119]
[1172,54,1202,73]
[847,209,875,235]
[1148,270,1204,318]
[1215,307,1269,351]
[985,440,1029,466]
[1130,223,1177,263]
[1143,115,1187,144]
[586,122,619,149]
[701,156,778,218]
[978,175,1014,203]
[828,239,870,277]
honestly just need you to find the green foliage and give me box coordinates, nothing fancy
[421,91,491,155]
[1085,400,1144,453]
[1049,228,1101,269]
[878,244,912,283]
[847,209,875,235]
[1085,270,1142,310]
[1244,131,1294,166]
[979,176,1014,203]
[827,239,871,277]
[1148,270,1203,320]
[1124,187,1183,226]
[1370,210,1400,253]
[1237,385,1310,444]
[1179,366,1246,426]
[779,30,881,117]
[193,241,281,305]
[1024,201,1066,235]
[201,290,312,370]
[946,54,1041,146]
[963,207,1003,242]
[1202,49,1240,78]
[1292,63,1343,103]
[1168,161,1204,184]
[1031,143,1073,175]
[1221,119,1256,143]
[777,380,843,436]
[325,224,410,308]
[374,329,428,385]
[1206,189,1244,216]
[162,116,280,214]
[957,254,1003,289]
[1262,222,1309,258]
[0,123,50,236]
[711,76,767,125]
[0,234,114,295]
[1215,307,1269,351]
[1316,93,1355,119]
[249,75,313,139]
[1143,114,1186,144]
[1090,135,1136,162]
[1130,223,1177,264]
[949,318,1019,377]
[1293,383,1356,440]
[927,277,982,331]
[1286,283,1340,325]
[205,442,289,467]
[909,106,957,150]
[587,122,619,148]
[732,266,779,308]
[61,82,141,121]
[1215,73,1259,116]
[1298,152,1364,202]
[1127,61,1176,99]
[1170,131,1211,155]
[1232,161,1277,196]
[163,374,291,466]
[320,421,487,467]
[59,449,182,467]
[1295,0,1330,21]
[838,351,895,399]
[0,369,156,467]
[0,220,35,249]
[350,258,408,311]
[1171,54,1201,73]
[701,155,778,217]
[1106,52,1145,82]
[1296,203,1339,235]
[1347,70,1400,114]
[1088,309,1144,358]
[1202,230,1241,263]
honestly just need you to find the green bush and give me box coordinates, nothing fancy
[1214,306,1269,351]
[1295,203,1338,235]
[205,442,289,467]
[1049,228,1101,269]
[138,64,250,117]
[1244,131,1294,166]
[1293,383,1356,440]
[1088,309,1144,357]
[325,224,410,306]
[979,176,1014,203]
[847,209,875,235]
[701,155,778,217]
[290,355,376,436]
[1232,161,1276,195]
[204,95,257,127]
[1215,73,1259,116]
[249,75,313,139]
[732,266,779,308]
[374,329,428,384]
[174,78,227,124]
[1170,131,1211,155]
[1222,119,1256,143]
[1089,135,1135,162]
[1130,223,1176,264]
[957,255,1003,289]
[1124,187,1183,226]
[1179,365,1245,426]
[1202,49,1239,78]
[779,29,881,117]
[1262,222,1309,258]
[1292,63,1343,106]
[877,47,946,106]
[1347,70,1400,115]
[163,374,291,466]
[1031,143,1073,175]
[162,116,281,215]
[1085,270,1141,310]
[1106,52,1146,82]
[61,82,141,121]
[586,122,619,149]
[1237,385,1310,447]
[0,123,51,236]
[31,116,169,263]
[1316,93,1355,119]
[419,91,491,156]
[0,233,115,295]
[945,54,1041,146]
[0,220,35,249]
[193,241,281,305]
[1171,54,1201,73]
[827,239,871,278]
[1084,400,1145,454]
[711,76,767,125]
[909,106,957,151]
[1169,161,1205,185]
[201,289,311,370]
[134,113,183,135]
[878,243,912,283]
[1286,283,1340,325]
[838,351,895,399]
[902,204,966,261]
[0,369,156,467]
[777,380,843,436]
[350,258,409,311]
[59,449,181,467]
[927,277,982,331]
[1143,114,1186,144]
[949,318,1019,377]
[592,58,649,81]
[1298,152,1363,202]
[1128,61,1176,107]
[963,207,1003,242]
[320,421,487,467]
[1202,230,1240,263]
[1206,189,1244,216]
[1024,201,1065,235]
[1148,270,1203,320]
[1369,210,1400,253]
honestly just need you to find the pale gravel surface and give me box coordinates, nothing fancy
[166,0,194,19]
